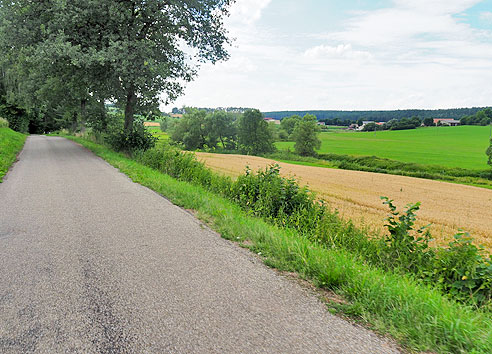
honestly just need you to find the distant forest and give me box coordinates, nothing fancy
[264,107,490,122]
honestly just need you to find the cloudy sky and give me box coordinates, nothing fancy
[164,0,492,112]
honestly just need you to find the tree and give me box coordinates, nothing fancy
[0,0,111,132]
[170,109,208,150]
[0,0,234,133]
[423,117,434,126]
[280,115,301,136]
[291,114,321,156]
[206,111,237,150]
[237,109,275,155]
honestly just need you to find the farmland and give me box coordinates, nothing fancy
[276,126,491,170]
[195,151,492,250]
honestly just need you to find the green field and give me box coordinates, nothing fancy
[147,127,169,148]
[276,126,491,170]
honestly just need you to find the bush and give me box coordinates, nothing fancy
[0,117,9,128]
[0,104,29,133]
[379,197,435,273]
[229,164,324,232]
[105,122,157,152]
[434,232,492,307]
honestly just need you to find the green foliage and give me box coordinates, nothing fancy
[0,0,233,132]
[170,109,208,150]
[380,197,434,273]
[461,108,492,126]
[423,117,434,126]
[374,199,492,307]
[170,109,237,150]
[292,114,321,156]
[0,103,29,133]
[230,164,325,232]
[0,117,8,128]
[105,121,157,152]
[265,107,488,121]
[206,110,237,150]
[237,109,275,155]
[434,232,492,307]
[280,115,301,135]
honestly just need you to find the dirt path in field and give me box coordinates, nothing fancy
[195,152,492,250]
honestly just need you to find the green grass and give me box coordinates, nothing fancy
[0,127,26,182]
[276,126,491,170]
[67,135,492,353]
[147,127,169,148]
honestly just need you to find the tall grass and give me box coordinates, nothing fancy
[67,136,492,353]
[0,127,26,182]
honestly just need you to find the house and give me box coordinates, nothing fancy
[170,113,183,118]
[433,118,460,126]
[264,117,280,124]
[358,121,385,130]
[317,121,326,126]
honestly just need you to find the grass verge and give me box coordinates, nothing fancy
[66,136,492,353]
[0,127,26,182]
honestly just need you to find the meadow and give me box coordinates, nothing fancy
[276,125,491,170]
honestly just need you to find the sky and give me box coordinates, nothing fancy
[163,0,492,112]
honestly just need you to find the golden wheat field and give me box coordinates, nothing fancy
[195,152,492,250]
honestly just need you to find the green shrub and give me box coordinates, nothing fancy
[379,197,435,273]
[433,232,492,307]
[105,122,157,152]
[0,117,9,128]
[229,164,324,232]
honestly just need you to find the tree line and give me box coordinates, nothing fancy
[168,109,321,156]
[0,0,233,135]
[460,108,492,126]
[265,107,491,122]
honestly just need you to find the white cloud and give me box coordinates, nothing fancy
[165,0,492,111]
[480,11,492,23]
[228,0,272,26]
[304,44,372,61]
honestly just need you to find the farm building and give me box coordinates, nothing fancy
[264,117,280,124]
[433,118,461,126]
[358,121,385,130]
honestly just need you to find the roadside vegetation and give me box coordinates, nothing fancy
[65,134,492,353]
[0,119,26,182]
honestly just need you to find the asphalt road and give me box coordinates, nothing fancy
[0,136,400,353]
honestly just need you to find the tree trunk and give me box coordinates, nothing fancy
[124,86,137,132]
[70,111,77,133]
[80,98,87,133]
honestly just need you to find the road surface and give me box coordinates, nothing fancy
[0,136,399,353]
